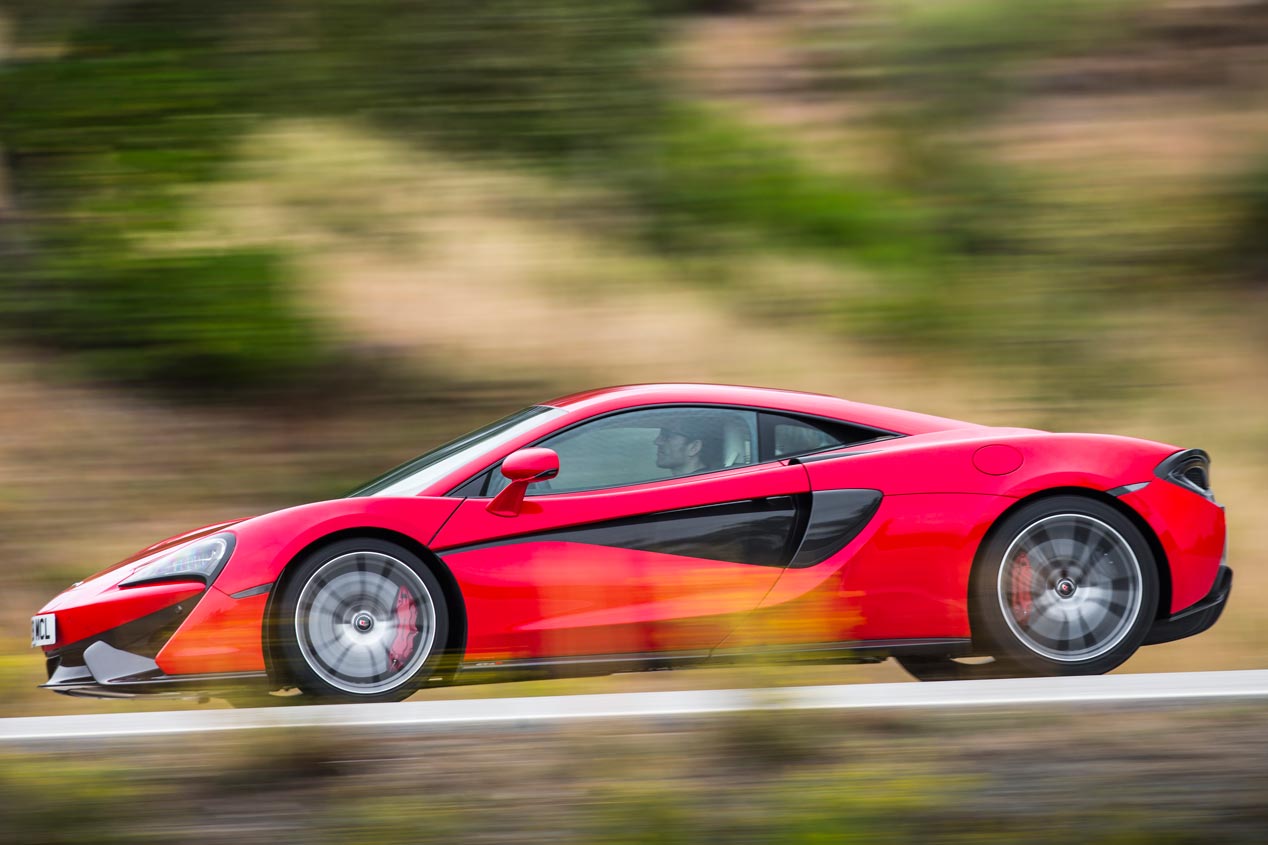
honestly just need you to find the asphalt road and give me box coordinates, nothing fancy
[2,669,1266,743]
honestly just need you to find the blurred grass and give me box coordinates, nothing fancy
[2,704,1268,842]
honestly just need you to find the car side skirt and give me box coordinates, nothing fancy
[454,637,973,681]
[42,637,973,698]
[41,669,270,700]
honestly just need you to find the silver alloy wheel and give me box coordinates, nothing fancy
[997,513,1143,663]
[294,551,437,695]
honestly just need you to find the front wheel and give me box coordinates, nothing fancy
[972,496,1158,677]
[275,538,450,703]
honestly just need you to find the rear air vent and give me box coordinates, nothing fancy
[1182,464,1209,490]
[1156,449,1214,501]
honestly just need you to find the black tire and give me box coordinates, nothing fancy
[274,538,450,703]
[970,495,1158,677]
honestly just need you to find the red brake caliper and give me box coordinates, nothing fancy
[387,585,419,671]
[1011,551,1033,622]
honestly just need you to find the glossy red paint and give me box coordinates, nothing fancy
[152,496,466,673]
[39,496,464,673]
[973,444,1023,476]
[799,429,1174,499]
[438,543,784,659]
[722,493,1012,648]
[487,447,560,517]
[211,496,464,597]
[1119,481,1225,614]
[157,587,269,675]
[432,460,809,659]
[39,580,205,650]
[500,447,560,480]
[33,383,1230,696]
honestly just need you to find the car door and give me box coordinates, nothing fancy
[430,406,811,662]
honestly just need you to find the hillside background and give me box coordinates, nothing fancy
[1,0,1266,716]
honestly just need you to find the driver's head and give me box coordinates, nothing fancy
[654,417,719,475]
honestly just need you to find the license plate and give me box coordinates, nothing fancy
[31,614,56,647]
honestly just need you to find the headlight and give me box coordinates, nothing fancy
[120,533,236,588]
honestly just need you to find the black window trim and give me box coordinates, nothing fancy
[445,402,905,498]
[445,494,806,568]
[758,410,903,463]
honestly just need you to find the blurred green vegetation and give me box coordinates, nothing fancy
[5,245,318,388]
[307,0,668,159]
[1225,150,1268,283]
[625,105,943,264]
[0,758,150,844]
[3,705,1268,843]
[1,2,314,388]
[822,0,1145,126]
[5,0,1263,398]
[0,0,667,391]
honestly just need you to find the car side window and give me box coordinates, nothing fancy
[488,407,759,497]
[760,413,890,461]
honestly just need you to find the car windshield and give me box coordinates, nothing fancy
[347,406,564,497]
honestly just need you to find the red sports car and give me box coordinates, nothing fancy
[32,384,1230,702]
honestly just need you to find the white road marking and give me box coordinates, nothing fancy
[3,670,1267,742]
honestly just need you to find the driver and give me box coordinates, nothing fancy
[654,417,722,477]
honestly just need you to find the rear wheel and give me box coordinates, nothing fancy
[275,538,449,703]
[972,495,1158,677]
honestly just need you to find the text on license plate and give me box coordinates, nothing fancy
[31,614,56,647]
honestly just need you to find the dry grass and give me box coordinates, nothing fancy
[5,0,1268,713]
[4,702,1268,843]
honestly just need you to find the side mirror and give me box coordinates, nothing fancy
[487,448,559,517]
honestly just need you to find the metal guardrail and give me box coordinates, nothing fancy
[3,670,1267,742]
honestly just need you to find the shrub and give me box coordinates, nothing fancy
[303,0,668,161]
[624,106,943,267]
[6,245,320,389]
[1225,150,1268,284]
[0,0,670,392]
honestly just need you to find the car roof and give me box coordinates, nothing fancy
[542,383,978,436]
